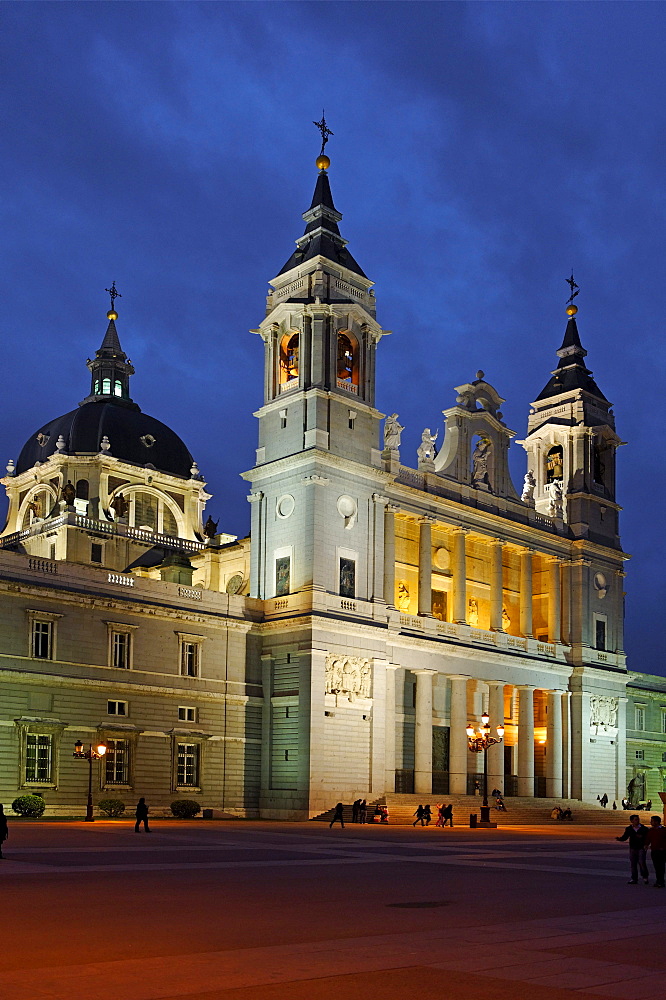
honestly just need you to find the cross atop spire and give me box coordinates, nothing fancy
[313,111,333,157]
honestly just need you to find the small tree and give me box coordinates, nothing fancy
[12,794,46,818]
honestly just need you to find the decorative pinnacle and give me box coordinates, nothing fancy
[105,281,121,320]
[565,271,579,315]
[313,111,333,154]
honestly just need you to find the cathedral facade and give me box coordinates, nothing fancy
[0,153,663,818]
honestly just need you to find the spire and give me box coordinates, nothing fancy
[277,120,366,278]
[80,285,137,408]
[535,278,608,403]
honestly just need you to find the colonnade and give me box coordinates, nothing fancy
[386,670,572,799]
[382,505,562,643]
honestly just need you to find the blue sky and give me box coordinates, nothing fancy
[2,1,665,672]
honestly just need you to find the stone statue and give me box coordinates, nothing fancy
[61,480,76,506]
[417,428,438,465]
[471,437,492,490]
[627,773,645,807]
[383,413,404,451]
[203,515,219,539]
[468,598,479,626]
[548,479,564,518]
[397,581,410,611]
[110,492,129,519]
[502,607,511,631]
[521,471,536,506]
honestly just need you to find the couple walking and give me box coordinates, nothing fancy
[616,814,666,887]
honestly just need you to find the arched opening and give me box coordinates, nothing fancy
[279,332,299,387]
[593,444,605,485]
[102,378,111,395]
[546,445,563,483]
[114,380,123,397]
[22,487,55,528]
[113,488,182,538]
[76,480,89,500]
[336,331,358,391]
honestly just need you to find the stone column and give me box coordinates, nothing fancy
[517,685,535,796]
[260,654,273,795]
[570,689,590,801]
[448,674,469,794]
[548,557,562,644]
[371,495,389,603]
[616,696,627,803]
[383,505,397,607]
[487,680,506,792]
[247,491,264,598]
[418,517,434,616]
[519,548,534,638]
[452,528,467,624]
[489,539,504,631]
[561,691,572,799]
[545,689,563,798]
[384,664,399,794]
[414,670,434,794]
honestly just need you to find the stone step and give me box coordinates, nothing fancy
[382,793,633,825]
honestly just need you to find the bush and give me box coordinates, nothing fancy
[99,798,126,818]
[170,799,201,819]
[12,794,46,818]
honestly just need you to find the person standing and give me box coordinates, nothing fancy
[600,793,609,808]
[645,815,666,888]
[0,804,8,858]
[134,797,151,833]
[442,803,454,828]
[352,799,360,823]
[413,804,425,827]
[615,814,648,884]
[329,802,345,829]
[359,799,367,824]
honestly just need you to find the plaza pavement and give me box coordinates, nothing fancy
[1,819,665,999]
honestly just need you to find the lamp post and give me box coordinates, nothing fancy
[73,740,107,822]
[466,712,504,825]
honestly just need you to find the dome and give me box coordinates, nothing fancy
[16,401,194,479]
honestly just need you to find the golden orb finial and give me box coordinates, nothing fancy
[316,153,330,171]
[566,304,578,317]
[107,309,118,321]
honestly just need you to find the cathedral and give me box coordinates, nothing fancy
[1,146,664,819]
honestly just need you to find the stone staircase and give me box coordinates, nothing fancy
[380,793,631,826]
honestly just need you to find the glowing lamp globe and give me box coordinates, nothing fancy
[96,743,108,756]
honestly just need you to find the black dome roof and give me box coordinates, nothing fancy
[16,401,194,479]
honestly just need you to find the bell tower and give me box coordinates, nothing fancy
[244,135,390,600]
[522,282,623,548]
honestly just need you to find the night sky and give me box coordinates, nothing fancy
[3,3,665,674]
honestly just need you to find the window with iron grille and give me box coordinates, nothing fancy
[25,734,52,782]
[105,739,130,784]
[177,743,199,787]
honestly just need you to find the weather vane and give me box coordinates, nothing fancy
[565,271,579,306]
[313,111,333,156]
[105,281,121,311]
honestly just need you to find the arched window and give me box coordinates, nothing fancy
[102,378,111,394]
[22,488,54,528]
[593,444,605,485]
[546,445,563,483]
[279,332,299,386]
[115,489,182,538]
[336,331,358,391]
[94,380,100,394]
[114,380,123,397]
[76,480,89,500]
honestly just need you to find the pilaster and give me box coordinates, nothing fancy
[448,674,469,794]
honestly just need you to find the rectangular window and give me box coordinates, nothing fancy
[32,620,52,659]
[279,408,287,429]
[661,710,666,735]
[635,749,644,760]
[177,743,199,787]
[105,739,129,785]
[91,543,103,563]
[635,707,645,731]
[348,409,356,430]
[339,557,356,598]
[595,619,606,651]
[107,700,127,716]
[178,706,197,722]
[276,555,290,597]
[25,734,52,782]
[112,632,131,669]
[431,590,447,621]
[181,643,199,677]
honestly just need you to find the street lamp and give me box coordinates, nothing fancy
[467,712,504,824]
[73,740,107,822]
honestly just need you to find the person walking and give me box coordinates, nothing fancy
[0,804,8,859]
[423,804,432,826]
[435,803,444,827]
[600,793,609,808]
[134,797,151,833]
[413,804,425,827]
[645,815,666,888]
[615,814,648,884]
[329,802,345,829]
[442,803,454,828]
